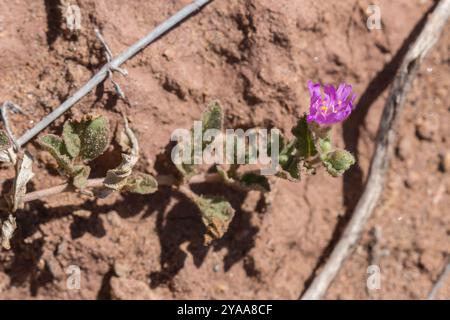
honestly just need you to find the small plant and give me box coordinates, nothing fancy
[159,81,357,244]
[0,81,357,249]
[38,114,158,196]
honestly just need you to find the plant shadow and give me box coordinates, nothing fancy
[148,181,261,288]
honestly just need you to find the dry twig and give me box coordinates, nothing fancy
[12,0,213,148]
[0,172,223,207]
[301,0,450,300]
[1,101,26,150]
[427,261,450,300]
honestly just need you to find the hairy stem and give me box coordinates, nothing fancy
[0,172,224,207]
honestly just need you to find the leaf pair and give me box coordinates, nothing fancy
[276,115,317,181]
[308,121,355,177]
[38,115,110,189]
[174,102,223,180]
[174,103,237,244]
[276,114,355,180]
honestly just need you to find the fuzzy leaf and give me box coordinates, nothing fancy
[201,101,223,135]
[174,102,223,180]
[292,115,317,158]
[317,137,332,155]
[72,165,91,189]
[38,134,74,174]
[80,115,110,162]
[7,152,34,212]
[124,172,158,194]
[1,215,17,250]
[0,130,11,151]
[195,196,235,245]
[62,120,82,158]
[276,161,301,181]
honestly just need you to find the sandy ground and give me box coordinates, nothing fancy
[0,0,449,299]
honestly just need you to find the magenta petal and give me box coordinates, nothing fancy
[308,81,322,98]
[306,81,357,125]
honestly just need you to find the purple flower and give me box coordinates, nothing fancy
[306,81,357,125]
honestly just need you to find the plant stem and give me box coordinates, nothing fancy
[10,173,223,205]
[15,0,213,147]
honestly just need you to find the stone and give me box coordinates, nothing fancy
[415,115,438,141]
[110,277,159,300]
[439,152,450,172]
[404,171,420,189]
[420,251,442,273]
[113,261,130,278]
[396,136,413,161]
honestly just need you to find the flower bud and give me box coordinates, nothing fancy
[323,149,355,177]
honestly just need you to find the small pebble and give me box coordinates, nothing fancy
[415,115,438,141]
[113,261,130,278]
[56,241,67,256]
[72,209,91,219]
[404,171,420,189]
[439,152,450,172]
[396,136,413,161]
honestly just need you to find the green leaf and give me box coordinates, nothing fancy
[38,134,74,174]
[201,101,223,134]
[174,102,223,180]
[276,158,302,181]
[278,139,295,166]
[80,115,110,162]
[195,196,235,245]
[322,149,355,177]
[124,172,158,194]
[291,114,317,158]
[0,130,11,151]
[62,120,82,158]
[317,137,332,155]
[72,165,91,189]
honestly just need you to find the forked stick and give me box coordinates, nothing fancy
[427,261,450,300]
[14,0,213,147]
[301,0,450,300]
